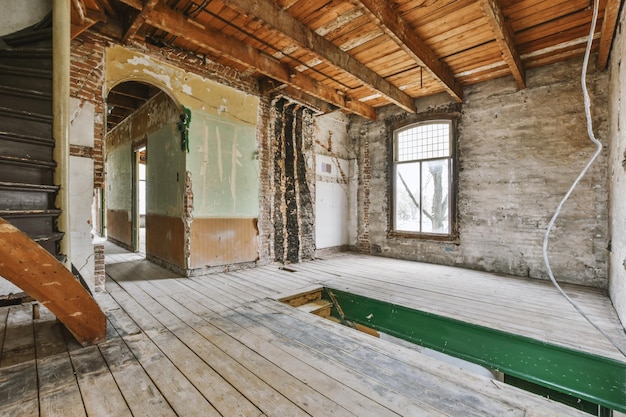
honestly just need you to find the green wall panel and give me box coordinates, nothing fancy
[187,110,259,217]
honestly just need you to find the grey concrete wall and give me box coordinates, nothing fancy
[351,56,609,287]
[608,6,626,325]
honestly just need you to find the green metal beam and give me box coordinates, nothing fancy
[325,288,626,412]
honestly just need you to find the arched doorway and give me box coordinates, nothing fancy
[105,81,186,271]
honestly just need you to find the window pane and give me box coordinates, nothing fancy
[421,159,449,234]
[395,162,421,232]
[396,122,450,162]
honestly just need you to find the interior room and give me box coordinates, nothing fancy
[0,0,625,415]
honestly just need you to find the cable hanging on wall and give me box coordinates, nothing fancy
[542,0,626,358]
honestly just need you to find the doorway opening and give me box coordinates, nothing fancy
[133,144,147,255]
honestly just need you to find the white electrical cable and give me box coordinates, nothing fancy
[542,0,626,358]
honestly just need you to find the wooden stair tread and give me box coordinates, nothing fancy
[0,106,53,122]
[0,181,58,192]
[0,64,51,77]
[0,48,52,57]
[0,131,55,146]
[0,155,55,168]
[0,85,52,99]
[0,209,61,217]
[31,232,64,242]
[2,28,52,46]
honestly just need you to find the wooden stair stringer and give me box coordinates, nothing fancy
[0,218,106,345]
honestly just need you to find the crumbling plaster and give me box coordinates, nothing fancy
[350,56,609,287]
[314,112,356,250]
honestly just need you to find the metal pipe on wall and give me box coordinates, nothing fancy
[53,0,71,268]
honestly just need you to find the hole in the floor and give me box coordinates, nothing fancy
[279,287,619,416]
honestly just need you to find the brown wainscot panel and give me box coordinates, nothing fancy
[190,218,258,268]
[145,213,185,269]
[106,209,132,248]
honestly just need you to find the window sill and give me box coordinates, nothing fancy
[388,231,460,244]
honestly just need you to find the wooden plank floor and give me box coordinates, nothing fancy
[1,242,624,416]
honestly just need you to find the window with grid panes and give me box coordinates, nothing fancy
[393,120,454,235]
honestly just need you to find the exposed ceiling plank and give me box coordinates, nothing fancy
[71,0,87,25]
[220,0,416,113]
[98,0,120,19]
[122,0,159,43]
[279,86,339,115]
[352,0,464,102]
[107,93,143,110]
[70,9,105,40]
[478,0,525,89]
[597,0,621,69]
[123,2,377,119]
[72,22,95,39]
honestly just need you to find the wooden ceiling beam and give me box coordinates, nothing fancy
[71,0,87,25]
[597,0,621,69]
[479,0,525,89]
[220,0,416,113]
[98,0,120,19]
[70,9,106,40]
[352,0,464,103]
[122,0,159,43]
[130,3,376,119]
[107,93,143,110]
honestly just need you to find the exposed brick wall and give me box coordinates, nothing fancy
[135,42,258,95]
[356,132,371,253]
[269,98,316,263]
[70,32,106,190]
[350,56,609,287]
[93,244,105,292]
[69,144,94,158]
[257,95,274,263]
[183,170,193,269]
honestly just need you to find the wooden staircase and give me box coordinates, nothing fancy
[0,15,62,262]
[0,14,106,346]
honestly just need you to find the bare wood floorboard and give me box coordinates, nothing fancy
[1,242,622,416]
[292,255,626,360]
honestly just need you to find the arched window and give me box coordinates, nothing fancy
[393,120,456,236]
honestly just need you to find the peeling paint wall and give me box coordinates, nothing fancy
[314,112,355,250]
[106,45,257,124]
[69,98,96,292]
[105,138,133,248]
[187,110,259,217]
[608,7,626,325]
[106,90,182,270]
[106,46,260,273]
[351,56,609,287]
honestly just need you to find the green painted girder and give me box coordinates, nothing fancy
[325,288,626,412]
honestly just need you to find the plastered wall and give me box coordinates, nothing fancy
[106,90,182,268]
[351,56,609,287]
[314,112,356,250]
[105,45,260,273]
[608,6,626,325]
[69,98,96,292]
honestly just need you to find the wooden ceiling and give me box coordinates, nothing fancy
[72,0,623,120]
